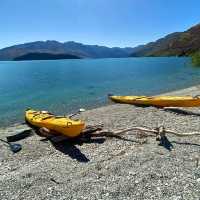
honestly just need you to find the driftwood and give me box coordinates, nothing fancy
[37,122,200,145]
[39,124,200,139]
[90,126,200,151]
[91,125,200,138]
[81,124,104,134]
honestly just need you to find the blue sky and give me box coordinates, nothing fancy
[0,0,200,48]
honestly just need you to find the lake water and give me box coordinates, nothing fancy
[0,57,200,127]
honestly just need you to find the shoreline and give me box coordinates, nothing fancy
[0,85,200,130]
[1,84,200,130]
[1,85,200,199]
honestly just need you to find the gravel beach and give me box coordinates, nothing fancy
[1,85,200,200]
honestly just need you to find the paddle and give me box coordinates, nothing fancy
[68,108,86,118]
[0,138,22,153]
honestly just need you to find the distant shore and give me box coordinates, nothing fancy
[13,52,81,61]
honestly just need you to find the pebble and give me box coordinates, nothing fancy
[196,178,200,182]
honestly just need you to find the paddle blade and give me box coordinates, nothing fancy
[10,143,22,153]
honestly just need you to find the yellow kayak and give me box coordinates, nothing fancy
[25,109,85,138]
[109,95,200,107]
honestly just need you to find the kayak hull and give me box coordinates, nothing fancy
[25,109,85,138]
[109,95,200,107]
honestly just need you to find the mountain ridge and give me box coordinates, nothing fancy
[130,23,200,57]
[2,23,200,60]
[0,40,135,60]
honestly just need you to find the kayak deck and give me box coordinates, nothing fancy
[25,109,85,138]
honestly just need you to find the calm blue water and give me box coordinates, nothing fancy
[0,57,200,127]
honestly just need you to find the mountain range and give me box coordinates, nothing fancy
[0,23,200,60]
[0,41,134,60]
[131,23,200,57]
